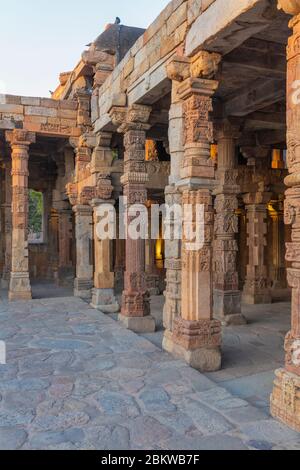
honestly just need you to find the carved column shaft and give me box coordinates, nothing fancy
[120,126,154,331]
[271,4,300,432]
[163,79,183,333]
[57,209,74,284]
[6,130,35,301]
[163,51,223,372]
[243,193,272,304]
[145,205,161,296]
[214,122,245,325]
[111,104,156,333]
[73,204,93,299]
[90,131,119,312]
[1,161,12,288]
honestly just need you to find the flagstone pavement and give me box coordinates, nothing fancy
[0,286,299,450]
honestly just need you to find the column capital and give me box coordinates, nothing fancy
[6,129,35,148]
[214,118,241,141]
[166,51,221,83]
[110,104,152,133]
[278,0,300,15]
[95,130,112,147]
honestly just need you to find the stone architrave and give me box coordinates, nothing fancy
[6,129,35,301]
[271,1,300,432]
[110,104,156,333]
[213,120,246,326]
[163,51,223,372]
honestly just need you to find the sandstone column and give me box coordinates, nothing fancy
[242,192,272,304]
[91,196,119,313]
[48,208,59,282]
[269,199,287,292]
[6,129,35,301]
[214,120,245,325]
[271,0,300,432]
[145,205,161,296]
[1,160,12,289]
[73,204,93,299]
[89,131,119,312]
[110,104,155,333]
[163,66,185,334]
[57,209,74,285]
[163,52,222,372]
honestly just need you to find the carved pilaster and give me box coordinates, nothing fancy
[6,129,35,301]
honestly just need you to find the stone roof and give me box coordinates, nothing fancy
[93,24,145,63]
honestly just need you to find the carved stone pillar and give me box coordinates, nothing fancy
[6,130,35,301]
[110,104,155,333]
[145,204,161,296]
[163,74,184,334]
[271,1,300,432]
[163,51,222,372]
[48,208,59,282]
[213,121,245,325]
[242,192,272,304]
[1,161,12,288]
[269,199,287,291]
[89,131,119,312]
[57,209,74,285]
[73,205,93,299]
[91,197,119,313]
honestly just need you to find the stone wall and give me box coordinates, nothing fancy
[0,95,79,137]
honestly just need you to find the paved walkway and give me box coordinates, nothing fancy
[0,289,299,450]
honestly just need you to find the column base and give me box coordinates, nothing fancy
[163,329,222,372]
[163,317,222,372]
[242,288,272,305]
[8,272,32,302]
[74,279,93,300]
[271,369,300,433]
[91,288,120,314]
[146,273,162,296]
[118,314,156,333]
[214,290,246,326]
[57,267,75,287]
[1,279,9,289]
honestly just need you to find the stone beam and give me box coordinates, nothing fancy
[127,53,173,106]
[186,0,280,57]
[244,111,286,131]
[225,79,286,116]
[224,39,286,79]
